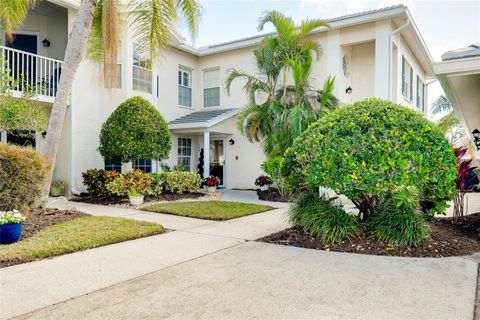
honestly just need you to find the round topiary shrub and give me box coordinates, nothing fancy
[282,98,457,217]
[0,143,50,211]
[98,96,171,163]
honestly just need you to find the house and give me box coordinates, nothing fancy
[0,2,434,192]
[433,44,480,145]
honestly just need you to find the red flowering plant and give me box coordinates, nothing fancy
[204,175,220,187]
[255,175,272,187]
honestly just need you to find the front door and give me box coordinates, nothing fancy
[6,34,38,90]
[210,139,225,187]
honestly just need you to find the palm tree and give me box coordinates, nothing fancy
[1,0,201,201]
[226,11,331,155]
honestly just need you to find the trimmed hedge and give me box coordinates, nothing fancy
[163,171,202,194]
[0,143,50,211]
[282,98,457,216]
[98,96,171,163]
[82,169,119,196]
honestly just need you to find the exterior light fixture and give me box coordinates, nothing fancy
[41,131,47,139]
[229,138,235,145]
[42,38,51,47]
[345,86,352,94]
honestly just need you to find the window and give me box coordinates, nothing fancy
[105,161,122,173]
[133,159,152,173]
[132,43,152,93]
[177,138,192,169]
[104,64,122,89]
[401,56,413,101]
[417,75,425,113]
[178,67,192,107]
[204,68,220,107]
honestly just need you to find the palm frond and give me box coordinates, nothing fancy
[0,0,36,41]
[436,111,460,135]
[296,19,329,39]
[431,95,452,115]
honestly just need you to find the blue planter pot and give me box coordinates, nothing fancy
[0,223,23,244]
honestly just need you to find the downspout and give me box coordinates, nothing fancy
[388,18,410,100]
[70,86,81,195]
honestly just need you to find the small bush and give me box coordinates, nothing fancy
[50,179,68,197]
[290,192,359,243]
[164,171,202,194]
[82,169,119,196]
[107,170,152,196]
[0,143,50,211]
[261,156,291,195]
[368,186,427,246]
[148,172,166,196]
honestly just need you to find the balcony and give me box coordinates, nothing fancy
[1,45,63,103]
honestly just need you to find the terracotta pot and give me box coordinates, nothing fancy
[129,195,144,206]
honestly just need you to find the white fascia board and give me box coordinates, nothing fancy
[433,57,480,75]
[177,6,407,57]
[47,0,80,9]
[404,9,435,77]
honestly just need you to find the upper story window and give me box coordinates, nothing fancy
[104,64,122,89]
[402,56,413,101]
[178,67,192,107]
[416,75,425,113]
[132,43,152,94]
[204,68,220,107]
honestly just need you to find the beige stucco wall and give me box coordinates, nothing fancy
[351,41,376,102]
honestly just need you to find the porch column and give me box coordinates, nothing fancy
[203,131,210,177]
[375,20,392,100]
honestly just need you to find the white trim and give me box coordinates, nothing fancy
[168,109,240,130]
[433,57,480,75]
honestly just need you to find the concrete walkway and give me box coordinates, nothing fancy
[1,191,479,319]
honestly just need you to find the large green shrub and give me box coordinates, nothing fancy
[82,169,119,196]
[290,191,359,243]
[98,96,171,163]
[0,143,50,211]
[282,98,457,217]
[163,171,202,194]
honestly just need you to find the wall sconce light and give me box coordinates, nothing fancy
[41,131,47,139]
[472,129,480,150]
[345,86,352,94]
[42,38,51,47]
[229,138,235,145]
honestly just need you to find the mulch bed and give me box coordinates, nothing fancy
[21,208,88,240]
[70,192,205,206]
[259,213,480,258]
[257,189,290,202]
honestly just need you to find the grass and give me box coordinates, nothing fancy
[141,201,273,220]
[0,216,164,267]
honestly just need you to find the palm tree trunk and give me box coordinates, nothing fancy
[40,0,98,202]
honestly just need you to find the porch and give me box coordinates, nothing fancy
[0,0,68,103]
[168,109,240,188]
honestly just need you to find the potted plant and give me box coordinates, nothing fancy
[255,175,272,191]
[0,210,26,244]
[50,179,68,197]
[204,175,220,193]
[128,189,144,206]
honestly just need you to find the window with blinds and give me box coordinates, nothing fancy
[204,68,220,107]
[178,67,192,107]
[177,138,192,169]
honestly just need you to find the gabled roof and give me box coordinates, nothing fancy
[441,44,480,61]
[168,108,239,129]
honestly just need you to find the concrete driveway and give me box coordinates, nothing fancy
[2,192,480,320]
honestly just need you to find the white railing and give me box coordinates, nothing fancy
[0,45,64,99]
[132,65,152,94]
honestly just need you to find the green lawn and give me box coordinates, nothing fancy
[142,201,273,220]
[0,216,164,267]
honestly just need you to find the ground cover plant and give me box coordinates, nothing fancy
[142,201,272,220]
[0,213,164,268]
[281,98,458,246]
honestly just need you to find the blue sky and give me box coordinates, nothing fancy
[185,0,480,111]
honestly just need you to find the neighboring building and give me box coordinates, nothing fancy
[433,44,480,142]
[0,2,435,192]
